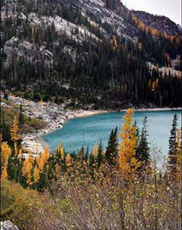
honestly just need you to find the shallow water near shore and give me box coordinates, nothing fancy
[40,110,181,156]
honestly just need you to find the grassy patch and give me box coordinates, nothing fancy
[1,102,47,134]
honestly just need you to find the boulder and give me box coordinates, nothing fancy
[1,221,19,230]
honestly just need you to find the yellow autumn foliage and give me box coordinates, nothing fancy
[119,109,139,178]
[11,115,21,142]
[1,142,11,180]
[33,165,40,184]
[42,146,50,164]
[35,147,49,174]
[36,155,44,172]
[132,14,181,45]
[18,148,23,161]
[58,143,65,160]
[55,163,61,175]
[92,144,98,158]
[1,180,56,230]
[22,152,34,185]
[66,154,73,167]
[110,35,118,50]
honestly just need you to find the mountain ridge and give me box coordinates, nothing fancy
[1,0,182,108]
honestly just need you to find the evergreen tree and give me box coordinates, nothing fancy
[4,90,9,101]
[1,111,11,143]
[105,127,118,165]
[89,152,95,168]
[84,147,89,162]
[167,114,178,174]
[133,121,139,146]
[78,147,84,163]
[97,140,103,167]
[136,117,150,165]
[19,103,24,127]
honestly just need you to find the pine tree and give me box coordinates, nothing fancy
[97,140,103,167]
[105,127,118,165]
[119,109,139,178]
[78,147,84,163]
[176,129,182,181]
[4,90,9,100]
[89,152,95,168]
[136,117,150,166]
[167,114,178,175]
[1,111,11,143]
[19,103,24,127]
[84,147,89,162]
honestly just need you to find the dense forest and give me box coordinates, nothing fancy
[1,109,182,229]
[1,0,182,108]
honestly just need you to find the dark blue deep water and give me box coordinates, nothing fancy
[40,110,181,156]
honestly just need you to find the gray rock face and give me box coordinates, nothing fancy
[1,0,181,71]
[1,221,19,230]
[132,10,182,36]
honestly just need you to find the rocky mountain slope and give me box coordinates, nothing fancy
[1,0,182,108]
[132,10,182,36]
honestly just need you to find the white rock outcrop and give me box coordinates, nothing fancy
[1,221,19,230]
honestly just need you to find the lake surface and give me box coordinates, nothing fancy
[40,110,181,156]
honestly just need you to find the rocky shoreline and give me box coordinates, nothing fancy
[4,95,182,155]
[8,95,108,154]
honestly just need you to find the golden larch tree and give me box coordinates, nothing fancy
[57,143,65,160]
[110,35,118,51]
[66,154,73,167]
[22,152,34,185]
[55,163,61,177]
[36,155,44,173]
[33,165,40,184]
[35,147,49,173]
[119,109,139,178]
[92,144,98,158]
[1,142,12,180]
[42,146,50,165]
[18,148,23,161]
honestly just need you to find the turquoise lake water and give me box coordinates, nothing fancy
[41,110,181,156]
